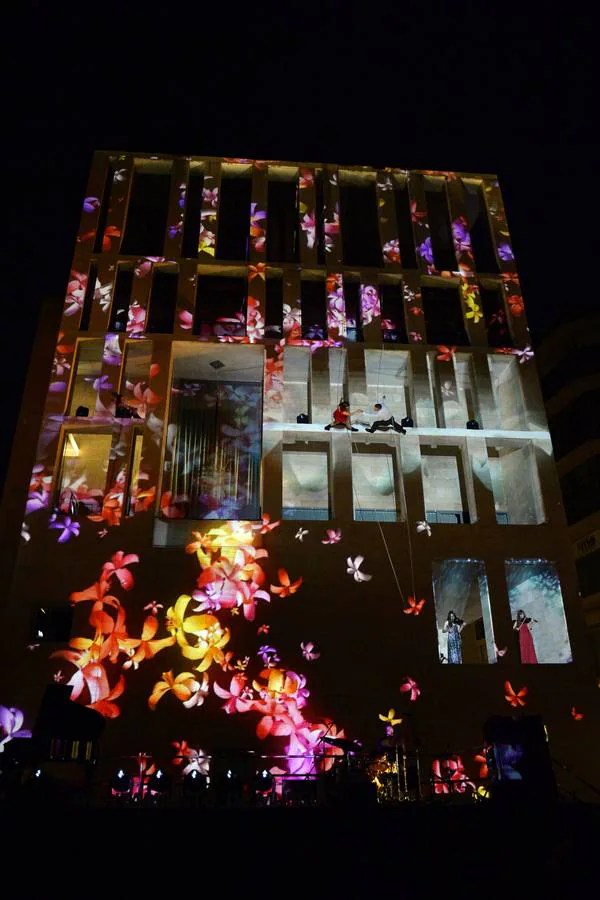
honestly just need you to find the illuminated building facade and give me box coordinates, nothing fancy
[537,314,600,674]
[1,152,598,794]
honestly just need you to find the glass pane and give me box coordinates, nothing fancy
[505,560,572,663]
[489,445,545,524]
[121,340,153,418]
[68,340,105,415]
[422,453,468,524]
[433,560,496,664]
[57,432,112,516]
[489,357,526,430]
[353,453,398,521]
[127,432,144,516]
[283,450,329,520]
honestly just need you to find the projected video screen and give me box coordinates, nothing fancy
[433,559,496,664]
[168,381,262,520]
[505,560,572,664]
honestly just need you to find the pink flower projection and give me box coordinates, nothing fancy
[400,676,420,702]
[346,556,372,583]
[322,528,342,545]
[250,203,266,252]
[300,642,320,661]
[64,270,88,317]
[0,706,31,751]
[360,284,381,326]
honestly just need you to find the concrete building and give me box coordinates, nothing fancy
[537,313,600,674]
[1,152,597,798]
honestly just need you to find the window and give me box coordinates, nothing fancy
[300,278,327,340]
[479,282,513,347]
[195,275,246,338]
[392,177,418,269]
[421,285,469,346]
[339,172,382,267]
[283,346,310,422]
[56,431,113,517]
[78,263,97,332]
[433,353,479,428]
[380,282,408,343]
[433,560,496,663]
[265,275,283,337]
[147,268,177,334]
[353,450,399,521]
[109,267,133,334]
[267,171,298,263]
[462,180,499,274]
[120,162,172,256]
[487,444,545,524]
[422,448,470,524]
[343,279,363,342]
[120,340,152,417]
[423,178,456,272]
[505,560,572,663]
[488,356,527,430]
[283,447,330,520]
[166,343,263,520]
[68,339,105,416]
[126,431,145,516]
[362,349,410,423]
[93,161,116,253]
[560,455,600,524]
[181,168,205,258]
[216,169,252,261]
[576,550,600,599]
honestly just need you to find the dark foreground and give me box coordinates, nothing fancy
[1,797,598,899]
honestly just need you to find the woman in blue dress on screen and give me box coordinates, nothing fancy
[443,610,465,664]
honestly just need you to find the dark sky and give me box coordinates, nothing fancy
[3,2,597,485]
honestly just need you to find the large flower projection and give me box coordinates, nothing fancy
[48,520,354,779]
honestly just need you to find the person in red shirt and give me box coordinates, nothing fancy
[324,400,362,432]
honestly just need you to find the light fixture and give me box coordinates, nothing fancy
[64,434,81,457]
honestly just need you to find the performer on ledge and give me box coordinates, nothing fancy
[324,400,362,432]
[354,398,406,434]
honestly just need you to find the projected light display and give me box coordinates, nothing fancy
[505,560,572,664]
[8,154,594,804]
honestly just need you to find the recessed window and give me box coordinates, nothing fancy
[339,172,382,267]
[423,177,456,272]
[488,444,545,524]
[488,356,527,430]
[433,560,496,663]
[126,432,145,516]
[166,343,263,520]
[380,282,408,343]
[195,275,246,338]
[121,163,172,256]
[57,432,113,517]
[216,170,252,261]
[267,171,298,263]
[109,268,133,334]
[181,168,205,258]
[463,180,499,274]
[422,448,470,524]
[300,278,326,340]
[505,560,572,663]
[283,346,310,422]
[283,447,330,520]
[479,282,513,347]
[68,340,106,416]
[353,450,399,521]
[146,269,177,334]
[392,177,418,269]
[421,284,469,346]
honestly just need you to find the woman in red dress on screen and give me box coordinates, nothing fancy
[513,609,539,663]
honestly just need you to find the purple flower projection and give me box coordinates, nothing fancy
[418,237,434,266]
[452,218,472,255]
[83,197,100,213]
[0,706,31,750]
[498,242,514,261]
[360,284,380,326]
[49,515,81,543]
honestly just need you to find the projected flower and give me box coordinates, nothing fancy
[301,642,320,661]
[473,749,489,779]
[83,196,100,213]
[504,680,528,708]
[403,596,425,615]
[283,304,302,338]
[149,671,202,710]
[360,284,381,326]
[498,242,514,261]
[571,707,584,721]
[0,706,31,751]
[295,528,309,542]
[214,673,254,714]
[507,294,524,316]
[322,528,342,544]
[64,271,88,317]
[452,217,472,256]
[417,237,434,266]
[49,515,80,543]
[250,203,266,252]
[270,569,303,598]
[127,302,146,336]
[379,708,402,727]
[436,345,456,361]
[324,205,340,253]
[383,239,401,264]
[465,296,483,324]
[252,514,281,533]
[400,676,420,701]
[415,521,431,536]
[346,556,372,583]
[121,616,175,670]
[301,210,316,249]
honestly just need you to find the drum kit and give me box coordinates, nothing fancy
[321,735,422,804]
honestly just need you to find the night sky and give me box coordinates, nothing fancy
[3,3,596,487]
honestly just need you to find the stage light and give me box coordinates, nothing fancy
[148,769,171,794]
[184,769,208,793]
[111,769,132,796]
[401,416,414,428]
[466,419,480,430]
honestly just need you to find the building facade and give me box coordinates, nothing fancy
[537,314,600,674]
[1,152,598,793]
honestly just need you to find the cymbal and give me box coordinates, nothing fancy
[321,737,362,752]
